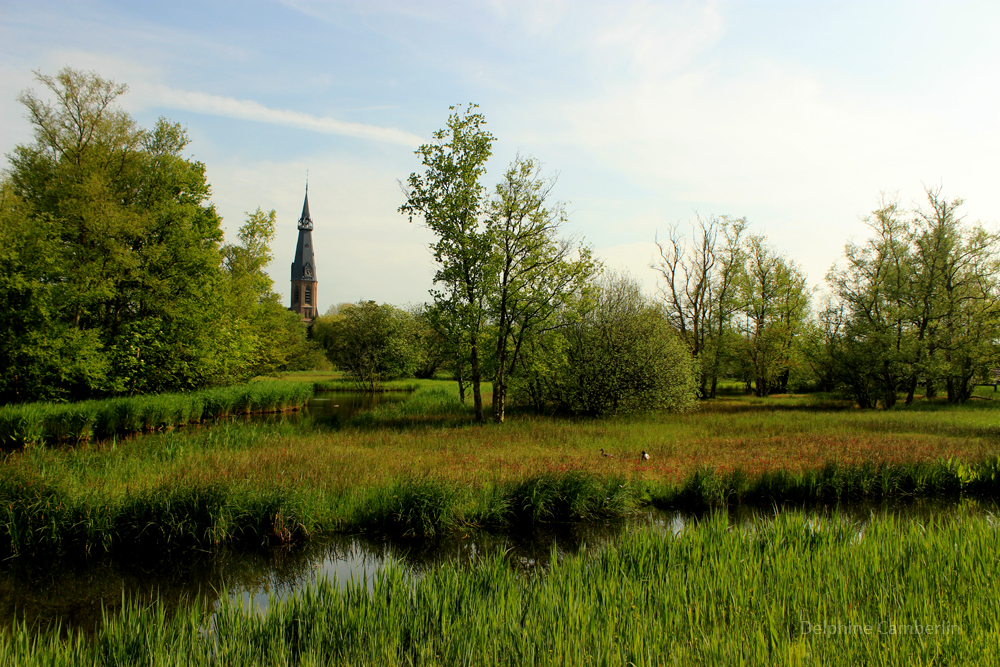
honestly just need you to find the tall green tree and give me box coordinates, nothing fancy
[485,155,597,422]
[734,236,811,396]
[826,188,1000,408]
[400,105,496,422]
[4,68,227,398]
[2,68,325,400]
[826,199,911,408]
[905,189,1000,402]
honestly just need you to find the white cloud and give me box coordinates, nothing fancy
[593,0,724,78]
[550,46,1000,290]
[142,85,424,147]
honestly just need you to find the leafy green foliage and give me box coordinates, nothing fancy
[400,104,496,422]
[825,188,1000,408]
[0,69,324,402]
[485,155,598,422]
[401,110,598,422]
[733,235,812,396]
[319,302,423,391]
[518,274,699,416]
[3,69,228,399]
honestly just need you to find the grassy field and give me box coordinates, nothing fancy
[0,378,998,557]
[3,511,996,665]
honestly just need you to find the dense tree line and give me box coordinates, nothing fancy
[653,217,813,398]
[654,189,1000,408]
[820,190,1000,407]
[0,68,323,403]
[9,71,995,413]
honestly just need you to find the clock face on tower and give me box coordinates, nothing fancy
[304,264,313,277]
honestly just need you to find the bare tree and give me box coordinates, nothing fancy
[652,215,746,397]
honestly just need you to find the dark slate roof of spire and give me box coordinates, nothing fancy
[298,188,313,229]
[291,186,317,282]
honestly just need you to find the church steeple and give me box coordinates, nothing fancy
[290,185,318,321]
[298,184,313,230]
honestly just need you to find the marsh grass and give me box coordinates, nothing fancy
[3,512,996,665]
[6,454,997,558]
[346,386,476,429]
[660,456,1000,510]
[3,382,1000,557]
[0,382,313,446]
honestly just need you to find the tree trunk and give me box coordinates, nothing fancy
[904,375,918,405]
[881,361,897,409]
[470,334,484,423]
[455,352,466,404]
[492,319,508,423]
[493,379,506,423]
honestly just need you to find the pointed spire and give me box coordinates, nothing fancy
[298,182,313,229]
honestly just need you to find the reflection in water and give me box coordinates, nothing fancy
[2,496,994,635]
[228,390,409,429]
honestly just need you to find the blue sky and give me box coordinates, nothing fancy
[3,0,999,314]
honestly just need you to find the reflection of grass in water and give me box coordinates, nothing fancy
[6,512,997,664]
[313,379,421,393]
[0,537,335,637]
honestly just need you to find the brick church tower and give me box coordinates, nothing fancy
[289,186,318,321]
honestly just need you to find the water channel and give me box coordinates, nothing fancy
[1,392,996,635]
[3,497,994,635]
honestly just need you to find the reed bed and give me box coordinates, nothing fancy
[2,382,1000,557]
[3,512,996,665]
[0,381,313,446]
[4,454,1000,559]
[660,456,1000,509]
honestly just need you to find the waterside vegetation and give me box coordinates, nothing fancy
[1,382,999,560]
[0,381,313,446]
[3,512,996,665]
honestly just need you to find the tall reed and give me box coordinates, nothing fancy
[2,512,995,665]
[658,456,1000,509]
[0,381,313,446]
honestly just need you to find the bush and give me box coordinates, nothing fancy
[315,302,422,391]
[516,274,698,416]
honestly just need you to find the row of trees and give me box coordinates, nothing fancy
[652,216,811,398]
[7,71,993,412]
[0,68,324,402]
[308,106,701,420]
[336,104,998,415]
[820,190,1000,407]
[654,189,1000,408]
